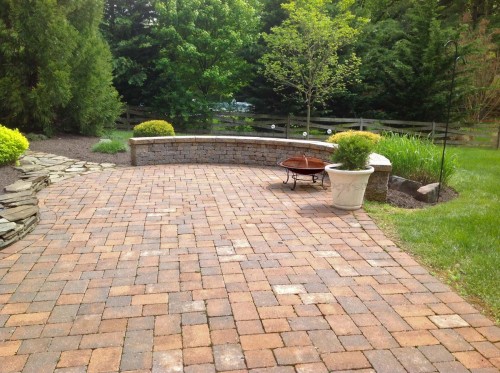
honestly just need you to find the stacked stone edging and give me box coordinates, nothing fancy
[129,136,392,201]
[0,151,116,250]
[0,181,46,249]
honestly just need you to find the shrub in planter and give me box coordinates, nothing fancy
[328,131,381,170]
[0,124,29,165]
[326,130,381,148]
[324,131,381,210]
[133,120,175,137]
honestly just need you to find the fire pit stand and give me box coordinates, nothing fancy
[278,155,329,190]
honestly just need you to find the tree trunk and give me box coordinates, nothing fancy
[306,102,311,140]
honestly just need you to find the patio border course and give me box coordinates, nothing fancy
[129,136,392,202]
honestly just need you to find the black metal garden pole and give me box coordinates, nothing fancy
[437,40,463,202]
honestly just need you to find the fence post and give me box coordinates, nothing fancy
[431,121,436,140]
[126,107,131,130]
[286,115,290,139]
[359,118,364,131]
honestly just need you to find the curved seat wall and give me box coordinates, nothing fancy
[129,136,391,201]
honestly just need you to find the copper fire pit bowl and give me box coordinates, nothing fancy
[278,155,329,190]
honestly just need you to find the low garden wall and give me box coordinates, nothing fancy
[129,136,392,201]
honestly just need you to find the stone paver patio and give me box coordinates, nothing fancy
[0,164,498,373]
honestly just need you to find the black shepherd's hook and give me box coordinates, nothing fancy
[437,40,465,202]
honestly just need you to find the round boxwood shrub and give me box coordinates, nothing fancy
[0,124,29,165]
[133,120,175,137]
[327,131,381,170]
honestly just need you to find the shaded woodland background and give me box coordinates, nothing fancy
[0,0,498,135]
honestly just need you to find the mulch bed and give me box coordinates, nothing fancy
[0,165,21,195]
[1,134,459,207]
[0,134,131,195]
[386,187,458,209]
[28,135,132,166]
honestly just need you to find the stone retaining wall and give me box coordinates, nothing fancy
[129,136,392,201]
[0,173,48,249]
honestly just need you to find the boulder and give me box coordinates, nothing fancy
[416,183,440,203]
[389,176,423,196]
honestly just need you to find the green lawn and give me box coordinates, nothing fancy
[107,129,133,141]
[109,129,190,140]
[365,147,500,321]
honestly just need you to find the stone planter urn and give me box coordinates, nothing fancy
[325,164,375,210]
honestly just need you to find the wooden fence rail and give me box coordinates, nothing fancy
[116,106,499,149]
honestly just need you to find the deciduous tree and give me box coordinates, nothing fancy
[260,0,362,136]
[153,0,261,117]
[459,14,499,122]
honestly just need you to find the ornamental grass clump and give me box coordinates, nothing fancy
[133,120,175,137]
[328,131,381,170]
[0,124,29,165]
[92,139,127,154]
[375,132,457,185]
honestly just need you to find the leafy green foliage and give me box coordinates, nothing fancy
[133,120,175,137]
[91,139,127,154]
[153,0,261,117]
[0,124,29,165]
[342,0,456,121]
[327,130,381,145]
[375,133,457,184]
[0,0,122,136]
[261,0,363,133]
[95,0,497,124]
[331,131,379,170]
[101,0,159,106]
[365,147,500,320]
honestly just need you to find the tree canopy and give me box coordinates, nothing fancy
[0,0,122,135]
[153,0,261,116]
[101,0,159,106]
[1,0,498,133]
[261,0,363,134]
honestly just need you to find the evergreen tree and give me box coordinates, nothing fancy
[101,0,159,106]
[237,0,290,113]
[0,0,121,135]
[338,0,456,121]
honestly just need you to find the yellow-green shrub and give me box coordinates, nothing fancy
[133,120,175,137]
[326,130,381,170]
[326,130,381,144]
[0,125,29,165]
